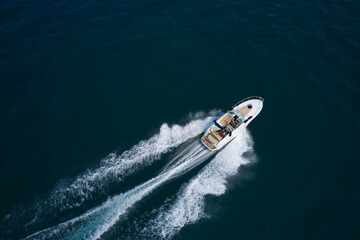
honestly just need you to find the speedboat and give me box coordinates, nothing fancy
[201,96,264,151]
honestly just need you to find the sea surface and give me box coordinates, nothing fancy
[0,0,359,239]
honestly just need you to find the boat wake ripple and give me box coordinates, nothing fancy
[44,112,217,213]
[142,128,254,239]
[24,139,214,240]
[1,111,219,239]
[24,128,254,240]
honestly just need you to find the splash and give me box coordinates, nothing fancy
[1,111,219,239]
[46,112,217,212]
[144,128,254,239]
[24,140,213,240]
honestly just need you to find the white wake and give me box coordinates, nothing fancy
[0,111,220,240]
[13,111,219,230]
[47,112,217,212]
[24,140,213,240]
[15,111,256,240]
[143,128,254,239]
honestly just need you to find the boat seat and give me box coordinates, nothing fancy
[229,119,238,128]
[218,113,232,126]
[207,133,220,144]
[226,124,234,131]
[217,130,226,138]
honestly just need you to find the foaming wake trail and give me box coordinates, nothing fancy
[47,112,217,212]
[24,140,213,240]
[1,111,220,239]
[143,128,254,239]
[160,138,210,179]
[0,111,219,236]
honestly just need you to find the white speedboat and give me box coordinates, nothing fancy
[201,96,264,151]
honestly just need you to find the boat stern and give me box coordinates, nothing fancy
[201,135,217,151]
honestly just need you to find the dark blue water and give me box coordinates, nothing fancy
[1,0,359,239]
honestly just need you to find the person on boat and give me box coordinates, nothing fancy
[218,129,226,138]
[230,116,238,127]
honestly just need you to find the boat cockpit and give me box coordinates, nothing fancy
[204,111,245,146]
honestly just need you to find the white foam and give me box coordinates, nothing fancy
[146,128,254,239]
[40,111,218,213]
[6,111,220,238]
[24,133,215,240]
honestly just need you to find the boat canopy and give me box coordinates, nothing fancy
[229,110,245,122]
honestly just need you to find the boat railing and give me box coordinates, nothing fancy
[231,96,264,109]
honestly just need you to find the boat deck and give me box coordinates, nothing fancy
[218,113,232,126]
[201,136,216,150]
[207,132,220,144]
[202,109,247,151]
[237,106,251,116]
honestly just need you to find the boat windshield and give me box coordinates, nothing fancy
[229,110,245,122]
